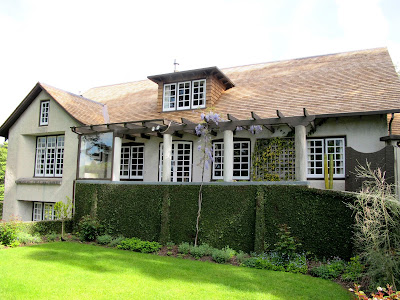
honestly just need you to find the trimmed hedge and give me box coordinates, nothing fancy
[18,220,74,235]
[75,183,355,258]
[0,201,3,219]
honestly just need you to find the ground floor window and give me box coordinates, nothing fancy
[33,202,55,221]
[212,141,250,180]
[307,137,345,178]
[120,144,144,180]
[159,141,192,182]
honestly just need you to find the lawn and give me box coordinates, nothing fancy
[0,242,352,299]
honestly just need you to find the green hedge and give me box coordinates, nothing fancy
[74,183,355,258]
[0,201,3,219]
[18,220,74,235]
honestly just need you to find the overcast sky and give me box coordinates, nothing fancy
[0,0,399,143]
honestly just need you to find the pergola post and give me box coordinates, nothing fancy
[223,130,234,182]
[112,136,122,181]
[295,125,307,181]
[162,133,172,182]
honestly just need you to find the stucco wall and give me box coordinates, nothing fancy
[3,90,80,221]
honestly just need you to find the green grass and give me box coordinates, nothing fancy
[0,242,351,299]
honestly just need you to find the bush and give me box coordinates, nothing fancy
[0,220,19,246]
[16,232,42,244]
[212,246,235,264]
[46,232,59,242]
[342,256,364,282]
[78,215,103,241]
[117,237,161,253]
[190,243,214,259]
[236,251,247,264]
[178,242,191,255]
[108,236,125,248]
[97,234,113,245]
[310,258,346,280]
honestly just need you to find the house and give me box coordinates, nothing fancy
[1,47,400,222]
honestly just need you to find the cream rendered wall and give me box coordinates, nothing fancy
[133,115,386,192]
[306,115,387,190]
[3,90,81,221]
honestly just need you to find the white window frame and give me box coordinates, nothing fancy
[159,141,192,182]
[33,202,55,221]
[120,145,145,180]
[35,135,65,177]
[212,141,251,180]
[163,79,206,111]
[33,202,43,221]
[192,79,206,109]
[40,100,50,126]
[163,83,177,112]
[306,138,345,179]
[177,81,191,110]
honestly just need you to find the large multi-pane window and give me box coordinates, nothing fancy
[33,202,55,221]
[159,142,192,182]
[35,135,65,177]
[39,100,50,126]
[120,144,144,180]
[79,132,113,179]
[163,79,206,111]
[307,138,345,178]
[212,141,250,180]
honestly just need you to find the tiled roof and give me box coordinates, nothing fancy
[82,47,400,125]
[40,83,106,125]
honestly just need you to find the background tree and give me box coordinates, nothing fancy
[0,142,8,203]
[54,196,73,240]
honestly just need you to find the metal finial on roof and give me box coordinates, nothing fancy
[174,59,179,72]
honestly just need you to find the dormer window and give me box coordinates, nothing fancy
[40,100,50,126]
[148,66,234,113]
[163,79,206,111]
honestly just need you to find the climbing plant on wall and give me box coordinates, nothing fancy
[252,137,295,181]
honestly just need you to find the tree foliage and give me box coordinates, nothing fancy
[0,142,8,202]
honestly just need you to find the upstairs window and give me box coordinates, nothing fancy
[307,138,345,179]
[40,100,50,126]
[35,135,65,177]
[163,79,206,111]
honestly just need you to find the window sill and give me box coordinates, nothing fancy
[16,178,62,185]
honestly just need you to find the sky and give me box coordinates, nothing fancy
[0,0,399,143]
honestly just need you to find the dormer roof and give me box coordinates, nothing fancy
[147,66,235,90]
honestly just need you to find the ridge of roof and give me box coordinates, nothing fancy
[221,47,388,72]
[84,47,389,93]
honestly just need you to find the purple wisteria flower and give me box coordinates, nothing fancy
[249,125,263,134]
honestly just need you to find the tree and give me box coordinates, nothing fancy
[194,112,262,246]
[0,142,8,202]
[54,196,73,240]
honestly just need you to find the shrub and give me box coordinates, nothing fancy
[242,257,258,268]
[97,234,113,245]
[190,243,214,259]
[350,284,400,300]
[236,251,247,264]
[285,254,308,274]
[342,256,364,282]
[178,242,191,255]
[347,164,400,287]
[273,224,302,261]
[310,258,346,280]
[117,237,161,253]
[0,220,19,246]
[108,236,125,248]
[78,215,103,241]
[212,246,235,264]
[46,232,59,242]
[16,232,42,244]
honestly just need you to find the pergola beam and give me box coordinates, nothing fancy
[251,112,275,133]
